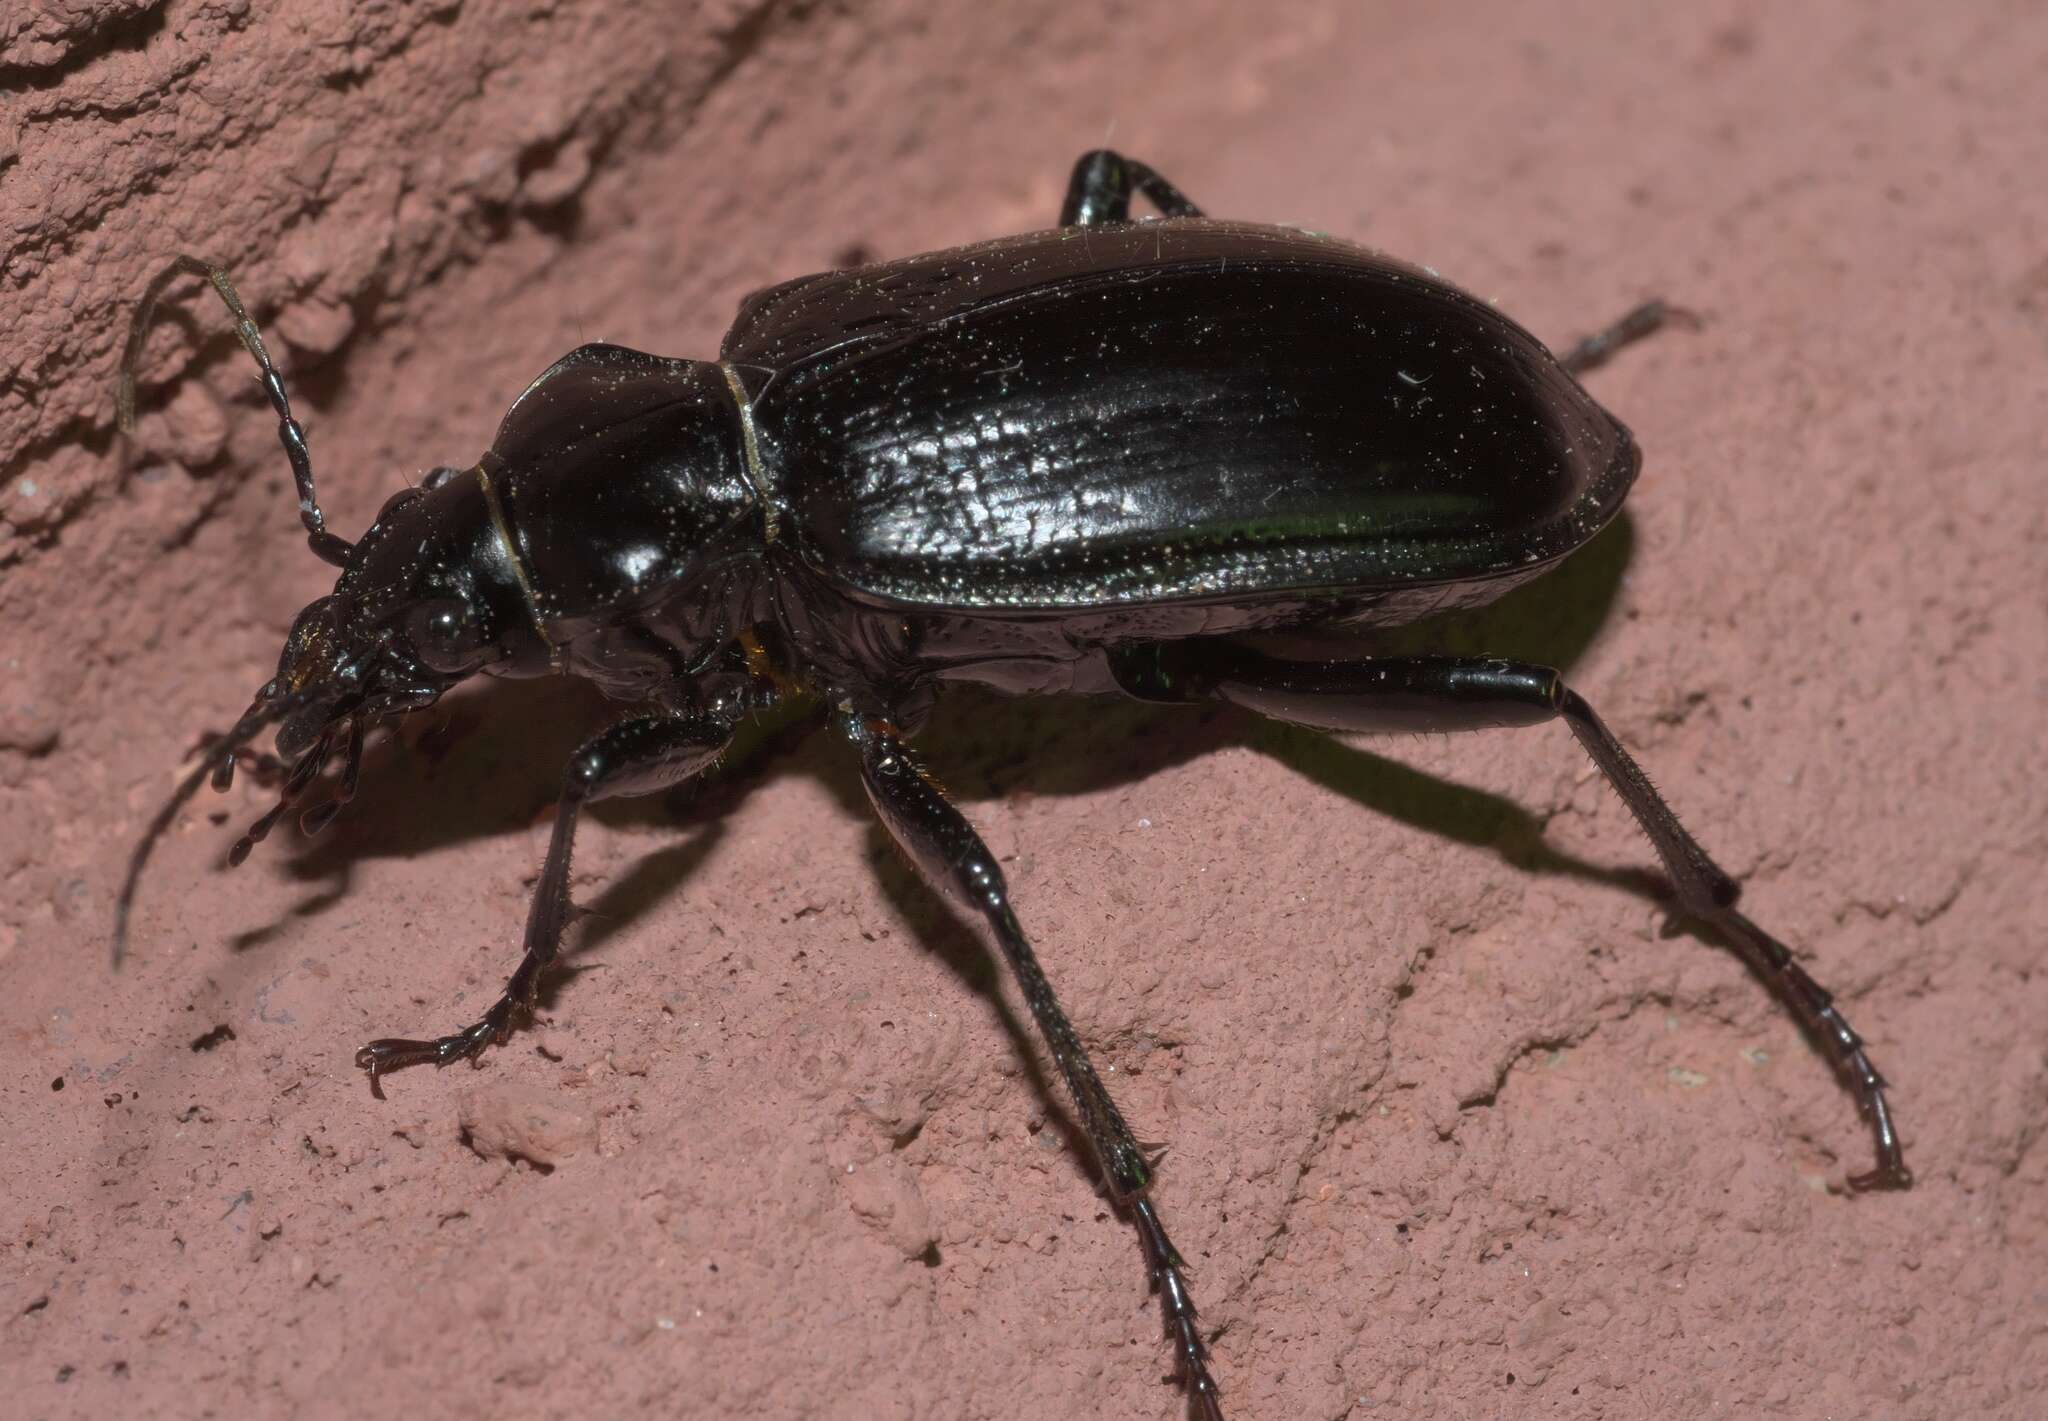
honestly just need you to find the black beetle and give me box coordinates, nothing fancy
[115,150,1909,1420]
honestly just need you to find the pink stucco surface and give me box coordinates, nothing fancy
[3,2,2044,1417]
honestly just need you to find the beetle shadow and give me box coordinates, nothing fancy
[216,677,595,915]
[905,511,1649,879]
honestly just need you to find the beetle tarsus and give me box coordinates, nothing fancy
[356,1006,518,1094]
[1706,907,1912,1191]
[1133,1197,1224,1420]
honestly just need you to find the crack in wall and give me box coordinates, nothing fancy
[0,0,169,87]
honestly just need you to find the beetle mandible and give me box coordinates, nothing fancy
[114,150,1911,1420]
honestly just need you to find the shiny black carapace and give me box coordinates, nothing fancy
[116,151,1909,1420]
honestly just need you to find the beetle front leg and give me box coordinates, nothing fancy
[841,711,1224,1420]
[356,711,737,1095]
[1113,645,1911,1192]
[1061,149,1206,226]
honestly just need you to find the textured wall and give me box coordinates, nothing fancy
[3,2,2044,1418]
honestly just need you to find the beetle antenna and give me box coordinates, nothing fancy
[118,255,355,568]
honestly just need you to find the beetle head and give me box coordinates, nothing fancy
[269,469,547,758]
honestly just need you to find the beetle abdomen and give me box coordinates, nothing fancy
[726,222,1634,618]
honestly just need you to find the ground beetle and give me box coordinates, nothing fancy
[115,151,1911,1419]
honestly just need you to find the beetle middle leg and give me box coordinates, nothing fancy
[841,712,1224,1421]
[1111,643,1911,1193]
[355,710,738,1094]
[1061,149,1207,226]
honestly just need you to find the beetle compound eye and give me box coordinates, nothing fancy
[405,597,484,673]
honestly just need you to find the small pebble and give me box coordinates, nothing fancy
[457,1082,597,1168]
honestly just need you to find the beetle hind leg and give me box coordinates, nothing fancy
[1061,149,1206,226]
[842,712,1225,1419]
[355,711,738,1095]
[1111,643,1912,1192]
